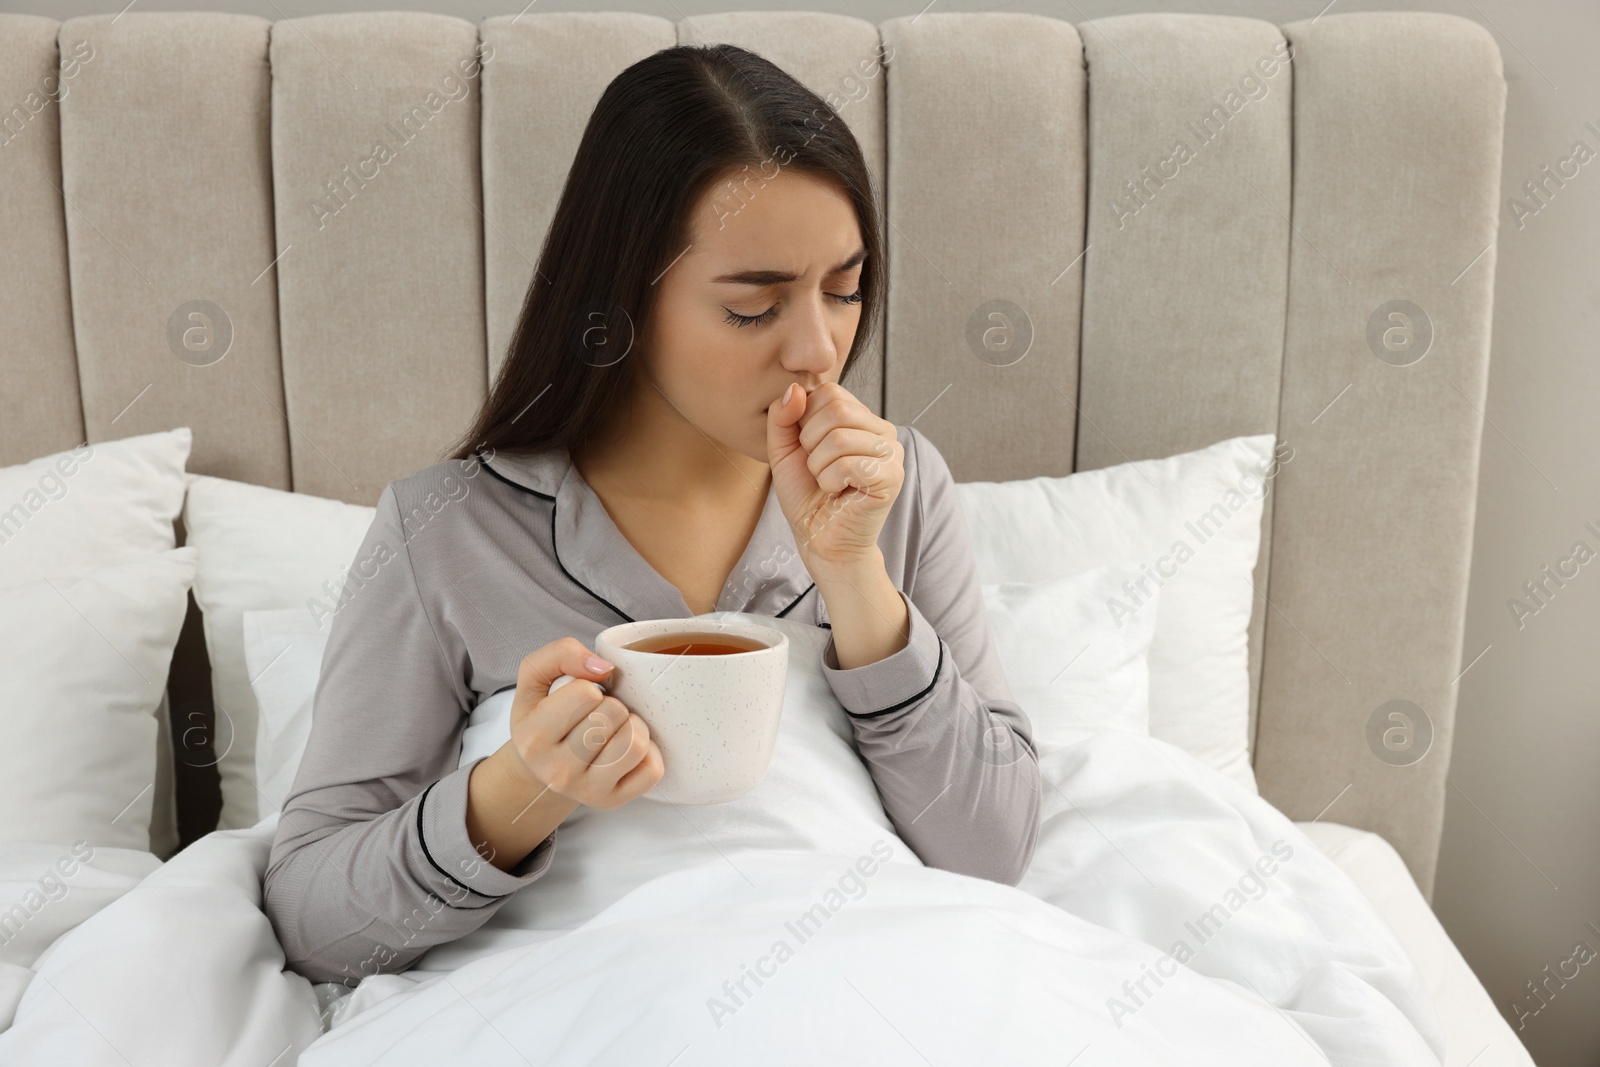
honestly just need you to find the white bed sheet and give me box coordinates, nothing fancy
[1296,821,1535,1067]
[0,602,1491,1067]
[0,821,1528,1066]
[0,742,1456,1065]
[1,820,1526,1065]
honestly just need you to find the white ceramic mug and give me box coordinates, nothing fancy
[551,616,789,805]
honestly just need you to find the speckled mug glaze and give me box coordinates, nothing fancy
[593,617,788,805]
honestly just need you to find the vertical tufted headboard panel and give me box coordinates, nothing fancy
[1255,13,1504,898]
[0,10,1504,896]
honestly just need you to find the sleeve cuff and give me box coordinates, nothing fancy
[821,590,945,718]
[415,760,558,903]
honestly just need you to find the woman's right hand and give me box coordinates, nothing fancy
[505,637,665,811]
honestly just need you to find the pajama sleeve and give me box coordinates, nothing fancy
[262,483,558,987]
[818,425,1042,886]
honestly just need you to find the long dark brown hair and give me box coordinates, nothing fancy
[446,43,884,463]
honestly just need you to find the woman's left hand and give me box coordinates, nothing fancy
[766,381,905,577]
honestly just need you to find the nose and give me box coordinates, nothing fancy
[778,292,841,383]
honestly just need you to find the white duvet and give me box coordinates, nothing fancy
[0,616,1444,1065]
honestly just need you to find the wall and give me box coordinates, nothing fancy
[4,0,1594,1063]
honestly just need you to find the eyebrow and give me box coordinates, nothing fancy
[711,247,868,286]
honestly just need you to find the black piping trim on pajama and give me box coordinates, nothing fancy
[844,640,944,720]
[478,456,634,625]
[775,582,815,619]
[481,453,817,627]
[416,780,512,903]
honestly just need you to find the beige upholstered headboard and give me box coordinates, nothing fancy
[0,10,1504,897]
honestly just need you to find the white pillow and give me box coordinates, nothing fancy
[0,428,190,587]
[182,476,375,829]
[242,608,330,817]
[0,548,197,851]
[956,434,1281,792]
[0,428,192,858]
[982,561,1159,745]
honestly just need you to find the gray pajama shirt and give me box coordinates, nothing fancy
[262,422,1041,986]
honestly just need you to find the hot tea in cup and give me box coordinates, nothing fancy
[553,617,788,804]
[623,632,769,656]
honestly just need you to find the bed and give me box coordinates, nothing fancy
[0,8,1531,1065]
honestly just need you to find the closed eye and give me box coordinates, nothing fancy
[723,289,862,328]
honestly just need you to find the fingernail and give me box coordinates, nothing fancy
[783,383,796,405]
[585,655,613,673]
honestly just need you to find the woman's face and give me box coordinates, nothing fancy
[637,167,867,463]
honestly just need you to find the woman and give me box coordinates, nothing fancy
[263,42,1040,989]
